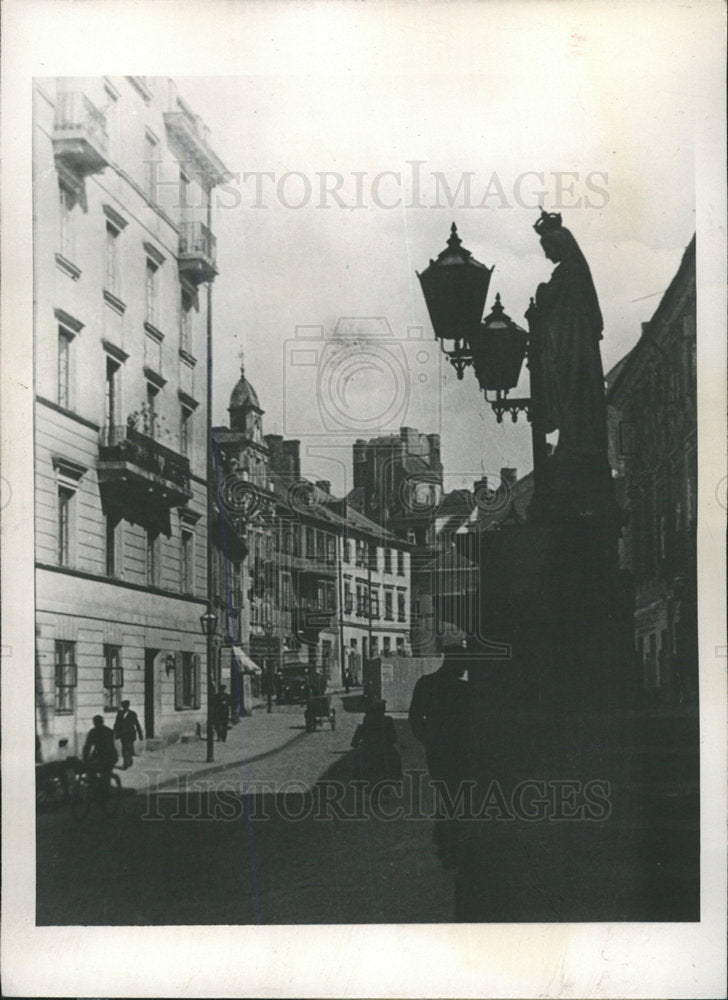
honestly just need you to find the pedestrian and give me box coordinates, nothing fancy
[214,684,232,742]
[113,700,144,769]
[351,699,401,784]
[408,643,471,867]
[343,667,353,694]
[83,715,119,795]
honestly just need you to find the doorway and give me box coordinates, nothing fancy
[144,648,159,739]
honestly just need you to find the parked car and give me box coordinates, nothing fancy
[277,669,310,704]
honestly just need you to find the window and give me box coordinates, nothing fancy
[397,549,405,576]
[180,288,193,354]
[105,513,119,577]
[105,222,120,295]
[146,258,159,326]
[369,588,380,620]
[306,526,315,558]
[146,382,159,439]
[316,581,326,611]
[316,531,325,562]
[58,328,72,409]
[175,651,200,710]
[58,181,76,259]
[180,528,193,594]
[103,645,124,711]
[180,404,192,457]
[356,584,364,617]
[368,544,378,572]
[281,573,292,610]
[397,591,406,622]
[370,636,379,657]
[145,132,159,202]
[396,637,405,656]
[326,582,336,612]
[326,534,336,565]
[179,168,191,220]
[383,637,391,657]
[384,547,392,573]
[105,355,120,429]
[344,582,353,615]
[384,590,394,621]
[54,640,77,714]
[146,527,159,586]
[58,486,73,566]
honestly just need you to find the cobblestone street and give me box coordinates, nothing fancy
[36,695,699,926]
[36,694,455,924]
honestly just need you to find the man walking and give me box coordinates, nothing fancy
[408,643,471,867]
[83,715,118,795]
[113,700,144,769]
[214,684,232,742]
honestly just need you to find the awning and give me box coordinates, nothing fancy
[220,645,263,675]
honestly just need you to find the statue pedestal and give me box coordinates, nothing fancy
[452,492,698,921]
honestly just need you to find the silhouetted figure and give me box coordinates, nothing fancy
[530,210,608,462]
[113,700,143,769]
[214,685,232,742]
[344,668,353,694]
[409,646,470,867]
[351,700,402,784]
[83,715,118,795]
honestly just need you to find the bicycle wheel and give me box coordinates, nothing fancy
[70,774,91,821]
[103,773,122,818]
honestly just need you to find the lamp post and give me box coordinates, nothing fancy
[417,223,547,501]
[263,619,274,713]
[200,606,218,763]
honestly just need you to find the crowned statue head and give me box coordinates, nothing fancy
[534,208,582,264]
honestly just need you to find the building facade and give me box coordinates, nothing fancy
[607,235,697,701]
[34,76,228,759]
[211,369,413,690]
[349,427,442,653]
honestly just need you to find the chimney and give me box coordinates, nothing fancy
[427,433,442,473]
[473,476,489,494]
[264,434,283,472]
[282,439,301,478]
[400,426,418,456]
[353,440,367,489]
[500,467,517,491]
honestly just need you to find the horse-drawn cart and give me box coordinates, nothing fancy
[304,694,336,732]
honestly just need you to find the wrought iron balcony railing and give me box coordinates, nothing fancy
[178,220,218,284]
[99,425,192,505]
[53,92,109,175]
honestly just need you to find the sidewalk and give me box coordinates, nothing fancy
[117,703,310,793]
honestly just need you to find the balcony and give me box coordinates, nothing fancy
[53,92,109,175]
[98,425,192,508]
[289,553,338,578]
[178,221,218,284]
[164,108,229,187]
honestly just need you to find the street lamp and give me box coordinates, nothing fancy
[263,620,274,713]
[417,222,493,379]
[418,223,548,492]
[200,606,218,763]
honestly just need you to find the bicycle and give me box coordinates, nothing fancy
[69,763,122,820]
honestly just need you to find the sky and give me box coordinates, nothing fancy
[172,6,699,496]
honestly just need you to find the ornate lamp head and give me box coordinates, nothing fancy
[417,223,494,379]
